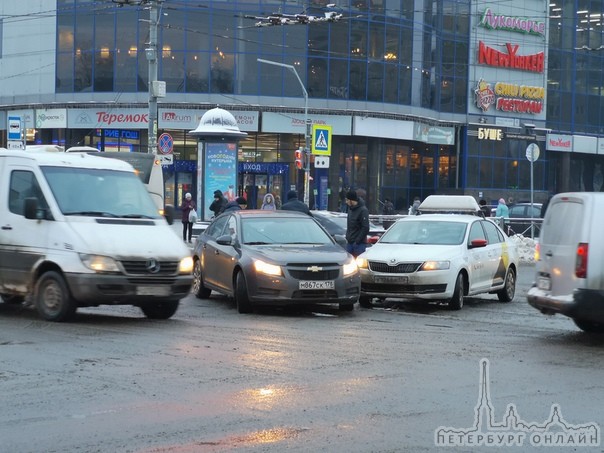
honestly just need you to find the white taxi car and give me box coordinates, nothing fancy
[356,196,518,309]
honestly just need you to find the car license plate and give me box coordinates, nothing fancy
[136,286,171,296]
[537,277,551,291]
[374,275,408,284]
[299,281,335,290]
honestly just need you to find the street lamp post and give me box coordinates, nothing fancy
[257,58,311,206]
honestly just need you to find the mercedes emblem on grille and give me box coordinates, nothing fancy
[307,266,322,272]
[146,259,160,273]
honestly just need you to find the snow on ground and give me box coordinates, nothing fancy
[509,234,537,264]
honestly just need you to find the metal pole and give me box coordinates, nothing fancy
[257,58,310,206]
[147,0,158,154]
[530,158,534,239]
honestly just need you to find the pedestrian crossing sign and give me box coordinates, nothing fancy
[311,124,332,156]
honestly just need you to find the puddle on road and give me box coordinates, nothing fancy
[139,426,311,452]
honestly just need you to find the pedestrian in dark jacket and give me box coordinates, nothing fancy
[180,192,196,243]
[479,199,490,218]
[222,196,247,213]
[209,190,227,217]
[280,190,311,215]
[345,190,369,258]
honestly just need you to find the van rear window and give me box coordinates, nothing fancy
[541,200,583,246]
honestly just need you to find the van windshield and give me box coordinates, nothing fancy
[41,166,161,219]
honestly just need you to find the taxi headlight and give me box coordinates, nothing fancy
[254,259,282,277]
[420,260,450,271]
[343,259,358,277]
[179,256,194,274]
[79,254,120,272]
[355,257,368,270]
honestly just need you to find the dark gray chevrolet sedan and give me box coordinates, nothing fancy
[191,210,361,313]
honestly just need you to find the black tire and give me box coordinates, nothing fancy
[140,299,179,319]
[192,260,211,298]
[339,303,354,312]
[573,318,604,333]
[1,294,25,304]
[34,271,77,322]
[447,273,464,310]
[358,295,373,308]
[497,268,516,302]
[235,271,253,314]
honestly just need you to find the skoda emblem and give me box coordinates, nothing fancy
[146,259,160,274]
[390,259,397,264]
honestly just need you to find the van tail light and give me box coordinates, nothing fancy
[575,243,588,279]
[534,242,540,262]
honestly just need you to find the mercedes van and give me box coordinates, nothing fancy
[527,192,604,332]
[0,149,193,321]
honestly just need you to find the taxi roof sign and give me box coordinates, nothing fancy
[418,195,481,214]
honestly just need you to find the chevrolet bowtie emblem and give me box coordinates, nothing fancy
[307,266,322,272]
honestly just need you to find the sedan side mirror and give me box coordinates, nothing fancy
[469,238,488,248]
[216,234,235,246]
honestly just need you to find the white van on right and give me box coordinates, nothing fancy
[527,192,604,332]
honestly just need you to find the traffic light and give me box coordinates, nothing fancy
[294,147,304,170]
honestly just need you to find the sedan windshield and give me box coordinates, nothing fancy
[379,220,467,245]
[241,217,334,245]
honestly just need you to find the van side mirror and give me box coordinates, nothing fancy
[163,204,175,225]
[24,197,39,219]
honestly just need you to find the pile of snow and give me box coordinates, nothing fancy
[509,234,537,264]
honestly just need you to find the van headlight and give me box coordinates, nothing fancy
[79,254,120,272]
[343,259,358,276]
[179,256,194,274]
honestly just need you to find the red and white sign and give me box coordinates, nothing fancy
[157,133,174,155]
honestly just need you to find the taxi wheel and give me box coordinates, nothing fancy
[447,273,464,310]
[192,260,211,299]
[235,271,253,314]
[497,268,516,302]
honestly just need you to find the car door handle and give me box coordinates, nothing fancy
[545,251,553,257]
[1,225,12,230]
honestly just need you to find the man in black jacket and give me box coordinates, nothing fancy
[210,190,227,217]
[345,190,369,258]
[280,190,311,215]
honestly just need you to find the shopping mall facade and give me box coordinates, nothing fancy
[1,0,603,215]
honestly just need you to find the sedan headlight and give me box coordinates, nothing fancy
[420,261,450,271]
[343,259,358,277]
[79,254,120,272]
[179,256,194,274]
[254,259,283,277]
[355,257,368,270]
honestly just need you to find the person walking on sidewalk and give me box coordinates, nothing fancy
[180,192,196,243]
[345,190,369,258]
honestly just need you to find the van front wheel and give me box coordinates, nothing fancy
[35,271,77,322]
[140,299,180,319]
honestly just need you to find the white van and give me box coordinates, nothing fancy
[527,192,604,332]
[0,149,193,321]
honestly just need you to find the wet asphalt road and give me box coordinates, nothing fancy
[1,263,604,453]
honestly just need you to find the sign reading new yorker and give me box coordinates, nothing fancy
[478,42,544,73]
